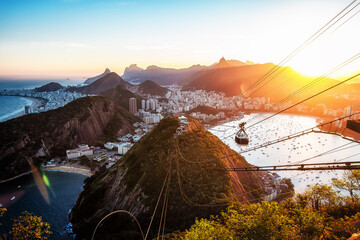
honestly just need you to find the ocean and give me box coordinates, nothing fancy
[210,113,360,193]
[0,79,84,121]
[0,96,33,121]
[0,79,84,91]
[0,171,87,240]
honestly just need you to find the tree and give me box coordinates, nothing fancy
[0,208,6,240]
[185,217,233,240]
[304,184,339,210]
[332,170,360,202]
[0,208,6,226]
[10,211,52,240]
[184,202,298,240]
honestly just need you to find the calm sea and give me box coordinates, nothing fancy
[0,171,87,240]
[0,79,84,121]
[0,96,33,121]
[210,113,360,193]
[0,79,84,91]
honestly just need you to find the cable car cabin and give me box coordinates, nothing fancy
[235,122,249,144]
[235,130,249,144]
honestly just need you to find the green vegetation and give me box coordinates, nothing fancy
[186,105,220,115]
[171,170,360,240]
[70,117,266,239]
[34,82,63,92]
[101,85,143,111]
[0,209,52,240]
[0,96,137,180]
[79,155,100,171]
[138,80,168,96]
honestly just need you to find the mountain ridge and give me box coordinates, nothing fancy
[68,72,132,95]
[137,80,169,96]
[0,96,137,180]
[70,117,266,239]
[84,68,111,85]
[34,82,63,92]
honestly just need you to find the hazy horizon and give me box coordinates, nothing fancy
[1,0,359,80]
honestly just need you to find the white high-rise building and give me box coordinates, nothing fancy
[129,98,137,114]
[141,99,146,109]
[151,100,156,111]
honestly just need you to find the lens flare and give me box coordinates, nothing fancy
[30,162,50,204]
[42,174,50,187]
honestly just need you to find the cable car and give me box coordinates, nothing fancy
[235,122,249,144]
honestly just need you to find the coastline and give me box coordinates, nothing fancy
[0,171,32,184]
[44,165,92,177]
[0,165,92,184]
[0,96,47,122]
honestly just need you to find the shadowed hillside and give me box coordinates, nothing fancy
[70,117,266,239]
[68,72,132,94]
[0,96,137,180]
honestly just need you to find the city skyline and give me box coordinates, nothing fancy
[0,0,359,79]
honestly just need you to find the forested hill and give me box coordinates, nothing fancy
[0,96,137,180]
[70,117,267,239]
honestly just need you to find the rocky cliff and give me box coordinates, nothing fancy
[0,96,137,180]
[70,117,266,239]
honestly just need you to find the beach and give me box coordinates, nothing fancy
[0,164,92,184]
[44,164,92,177]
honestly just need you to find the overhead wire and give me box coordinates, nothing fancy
[245,73,360,129]
[292,142,358,165]
[161,170,171,240]
[144,168,170,240]
[218,111,360,153]
[174,138,230,207]
[207,111,360,163]
[157,162,171,240]
[91,210,145,240]
[244,0,360,96]
[244,53,360,128]
[271,53,360,109]
[243,0,358,97]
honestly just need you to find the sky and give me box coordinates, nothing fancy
[0,0,359,79]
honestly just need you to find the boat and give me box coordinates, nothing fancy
[235,122,249,145]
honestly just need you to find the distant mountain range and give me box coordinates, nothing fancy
[34,82,63,92]
[121,58,255,86]
[137,80,169,96]
[84,68,111,85]
[69,72,131,95]
[83,59,359,103]
[122,63,208,85]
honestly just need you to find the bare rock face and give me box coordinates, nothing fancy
[70,117,266,240]
[0,96,137,180]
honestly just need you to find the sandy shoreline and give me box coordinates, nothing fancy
[0,165,92,184]
[0,96,47,122]
[44,165,93,177]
